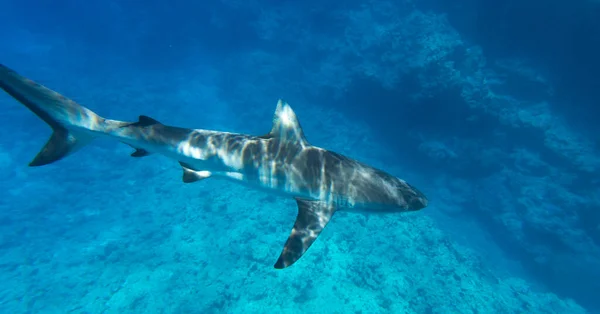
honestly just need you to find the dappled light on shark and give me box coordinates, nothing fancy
[0,63,427,269]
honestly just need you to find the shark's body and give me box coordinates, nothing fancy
[0,64,427,268]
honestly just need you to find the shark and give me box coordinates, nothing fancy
[0,64,428,269]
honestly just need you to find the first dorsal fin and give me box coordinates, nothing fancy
[260,100,308,145]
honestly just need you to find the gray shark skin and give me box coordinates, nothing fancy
[0,64,428,269]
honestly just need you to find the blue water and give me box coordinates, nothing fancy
[1,0,599,313]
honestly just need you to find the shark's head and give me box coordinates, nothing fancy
[344,167,428,213]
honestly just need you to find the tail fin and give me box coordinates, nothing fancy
[0,64,102,166]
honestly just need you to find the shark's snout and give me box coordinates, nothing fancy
[408,194,428,210]
[405,184,428,210]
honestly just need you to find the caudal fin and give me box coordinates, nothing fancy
[0,64,102,166]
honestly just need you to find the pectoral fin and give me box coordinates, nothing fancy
[179,162,211,183]
[274,199,336,269]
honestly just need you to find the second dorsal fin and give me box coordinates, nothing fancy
[260,100,308,146]
[129,115,161,127]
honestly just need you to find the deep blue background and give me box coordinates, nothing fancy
[1,0,599,312]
